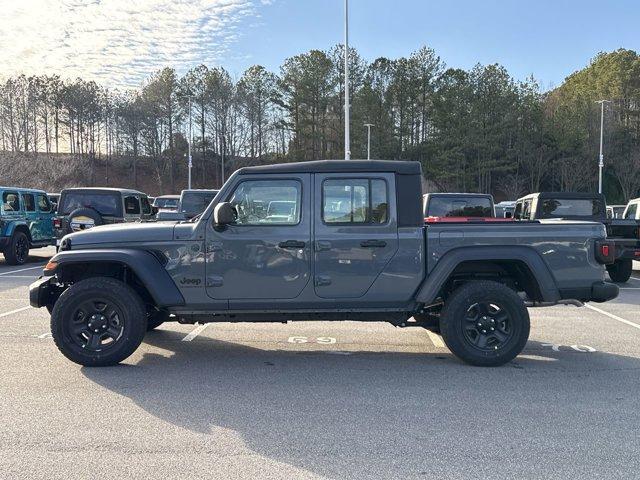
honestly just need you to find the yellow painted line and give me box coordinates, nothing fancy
[585,304,640,331]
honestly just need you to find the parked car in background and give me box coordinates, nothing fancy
[31,160,618,368]
[422,192,509,222]
[153,195,180,211]
[1,187,55,265]
[622,198,640,219]
[514,192,640,283]
[607,204,626,219]
[54,188,154,245]
[495,200,516,218]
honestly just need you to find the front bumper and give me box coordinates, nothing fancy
[590,281,619,303]
[29,276,52,308]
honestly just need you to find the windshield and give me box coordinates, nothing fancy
[154,197,179,209]
[180,191,217,216]
[427,196,493,217]
[59,192,121,216]
[539,198,604,218]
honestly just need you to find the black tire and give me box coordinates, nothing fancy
[439,281,530,367]
[4,231,29,265]
[146,310,170,331]
[51,277,147,366]
[67,207,103,233]
[607,259,632,283]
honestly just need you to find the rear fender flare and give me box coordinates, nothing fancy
[415,246,560,304]
[50,249,185,307]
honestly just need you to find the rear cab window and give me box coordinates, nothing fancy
[539,198,604,219]
[624,203,638,220]
[426,196,493,218]
[37,194,51,212]
[59,191,122,217]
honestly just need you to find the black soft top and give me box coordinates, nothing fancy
[519,191,604,201]
[238,159,422,176]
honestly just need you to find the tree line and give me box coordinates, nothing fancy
[0,46,638,201]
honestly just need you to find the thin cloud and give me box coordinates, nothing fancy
[0,0,269,88]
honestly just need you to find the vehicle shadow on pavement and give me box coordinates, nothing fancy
[81,329,640,480]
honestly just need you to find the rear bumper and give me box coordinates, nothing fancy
[590,281,619,303]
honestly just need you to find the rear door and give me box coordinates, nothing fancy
[35,193,54,241]
[313,173,399,298]
[21,192,40,240]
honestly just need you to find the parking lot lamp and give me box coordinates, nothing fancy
[344,0,350,160]
[596,100,611,194]
[364,123,374,160]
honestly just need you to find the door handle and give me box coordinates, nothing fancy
[360,239,387,248]
[278,240,306,249]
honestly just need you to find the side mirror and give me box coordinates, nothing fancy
[213,202,236,226]
[504,211,512,219]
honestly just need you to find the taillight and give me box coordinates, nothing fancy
[595,240,615,265]
[53,218,61,229]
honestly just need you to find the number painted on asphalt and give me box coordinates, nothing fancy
[288,336,337,344]
[542,343,596,352]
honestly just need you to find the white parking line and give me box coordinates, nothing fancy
[0,275,42,278]
[585,304,640,331]
[425,329,445,348]
[0,265,45,276]
[0,306,32,318]
[181,324,209,341]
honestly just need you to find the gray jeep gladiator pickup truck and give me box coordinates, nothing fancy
[30,160,618,367]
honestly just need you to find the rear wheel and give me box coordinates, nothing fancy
[439,281,530,367]
[4,231,29,265]
[607,259,632,283]
[51,277,147,366]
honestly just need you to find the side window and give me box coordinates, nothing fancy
[23,193,36,212]
[227,179,301,225]
[514,202,522,220]
[322,178,388,224]
[140,196,151,215]
[37,194,51,212]
[625,203,637,220]
[124,195,141,215]
[522,200,532,219]
[2,192,20,212]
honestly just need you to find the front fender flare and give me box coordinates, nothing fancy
[415,246,560,304]
[50,249,185,307]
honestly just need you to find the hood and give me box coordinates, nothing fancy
[64,222,177,247]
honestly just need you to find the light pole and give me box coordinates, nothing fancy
[344,0,350,160]
[364,123,374,160]
[596,100,610,194]
[179,94,194,189]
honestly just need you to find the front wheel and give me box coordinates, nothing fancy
[51,277,147,366]
[439,281,530,367]
[607,259,632,283]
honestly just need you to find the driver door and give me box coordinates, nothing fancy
[205,174,312,303]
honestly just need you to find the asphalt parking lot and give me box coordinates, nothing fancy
[1,247,640,479]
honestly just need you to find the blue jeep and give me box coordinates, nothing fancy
[1,187,55,265]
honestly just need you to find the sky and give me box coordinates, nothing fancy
[0,0,638,90]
